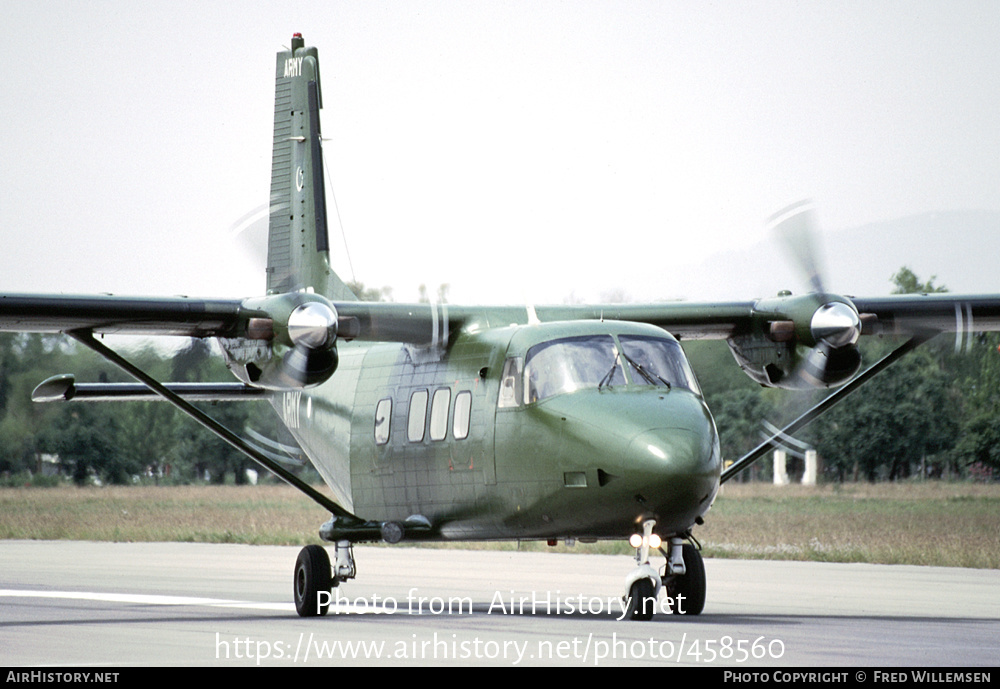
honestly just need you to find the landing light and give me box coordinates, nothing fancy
[629,533,661,549]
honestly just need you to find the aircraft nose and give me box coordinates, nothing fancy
[625,425,720,531]
[630,428,708,474]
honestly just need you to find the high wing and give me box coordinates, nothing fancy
[2,291,1000,344]
[850,294,1000,337]
[0,294,246,337]
[3,291,1000,371]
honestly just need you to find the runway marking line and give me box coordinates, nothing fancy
[0,589,387,614]
[0,589,292,611]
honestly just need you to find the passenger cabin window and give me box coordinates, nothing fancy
[524,335,623,403]
[407,390,428,442]
[453,391,472,440]
[429,388,451,441]
[374,398,392,445]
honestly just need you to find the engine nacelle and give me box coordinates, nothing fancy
[219,293,340,390]
[727,334,861,389]
[728,293,863,390]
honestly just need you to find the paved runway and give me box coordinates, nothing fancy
[1,541,998,666]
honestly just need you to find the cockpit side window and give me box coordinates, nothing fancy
[523,335,623,403]
[619,335,702,395]
[498,357,523,409]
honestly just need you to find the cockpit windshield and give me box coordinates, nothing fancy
[619,335,702,396]
[524,335,623,403]
[521,333,701,404]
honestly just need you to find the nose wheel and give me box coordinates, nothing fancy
[624,576,657,621]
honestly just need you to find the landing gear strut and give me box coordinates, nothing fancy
[623,520,662,621]
[293,540,356,617]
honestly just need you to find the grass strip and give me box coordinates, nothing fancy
[0,482,996,568]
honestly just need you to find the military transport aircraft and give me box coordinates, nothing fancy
[4,34,1000,621]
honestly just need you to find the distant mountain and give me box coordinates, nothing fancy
[666,209,1000,301]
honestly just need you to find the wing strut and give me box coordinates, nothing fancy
[720,333,934,484]
[68,330,357,520]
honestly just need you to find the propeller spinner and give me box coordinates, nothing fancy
[810,301,861,349]
[288,301,338,350]
[728,201,866,390]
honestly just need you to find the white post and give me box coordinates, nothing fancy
[803,449,817,485]
[774,449,789,485]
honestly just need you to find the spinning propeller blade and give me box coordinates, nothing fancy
[769,200,862,388]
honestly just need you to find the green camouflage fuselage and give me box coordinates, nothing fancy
[275,317,722,542]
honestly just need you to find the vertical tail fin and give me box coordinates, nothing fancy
[267,33,356,301]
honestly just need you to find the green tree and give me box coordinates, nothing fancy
[347,281,393,302]
[890,266,947,294]
[46,404,138,485]
[813,342,957,481]
[711,387,776,481]
[0,333,74,476]
[952,333,1000,477]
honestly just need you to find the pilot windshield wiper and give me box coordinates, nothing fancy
[622,352,671,389]
[598,352,621,390]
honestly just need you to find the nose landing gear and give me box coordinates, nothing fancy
[624,520,662,620]
[623,520,706,620]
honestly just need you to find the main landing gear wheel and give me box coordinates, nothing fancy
[625,577,656,621]
[294,545,332,617]
[666,543,706,615]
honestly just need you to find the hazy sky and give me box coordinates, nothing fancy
[2,1,998,304]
